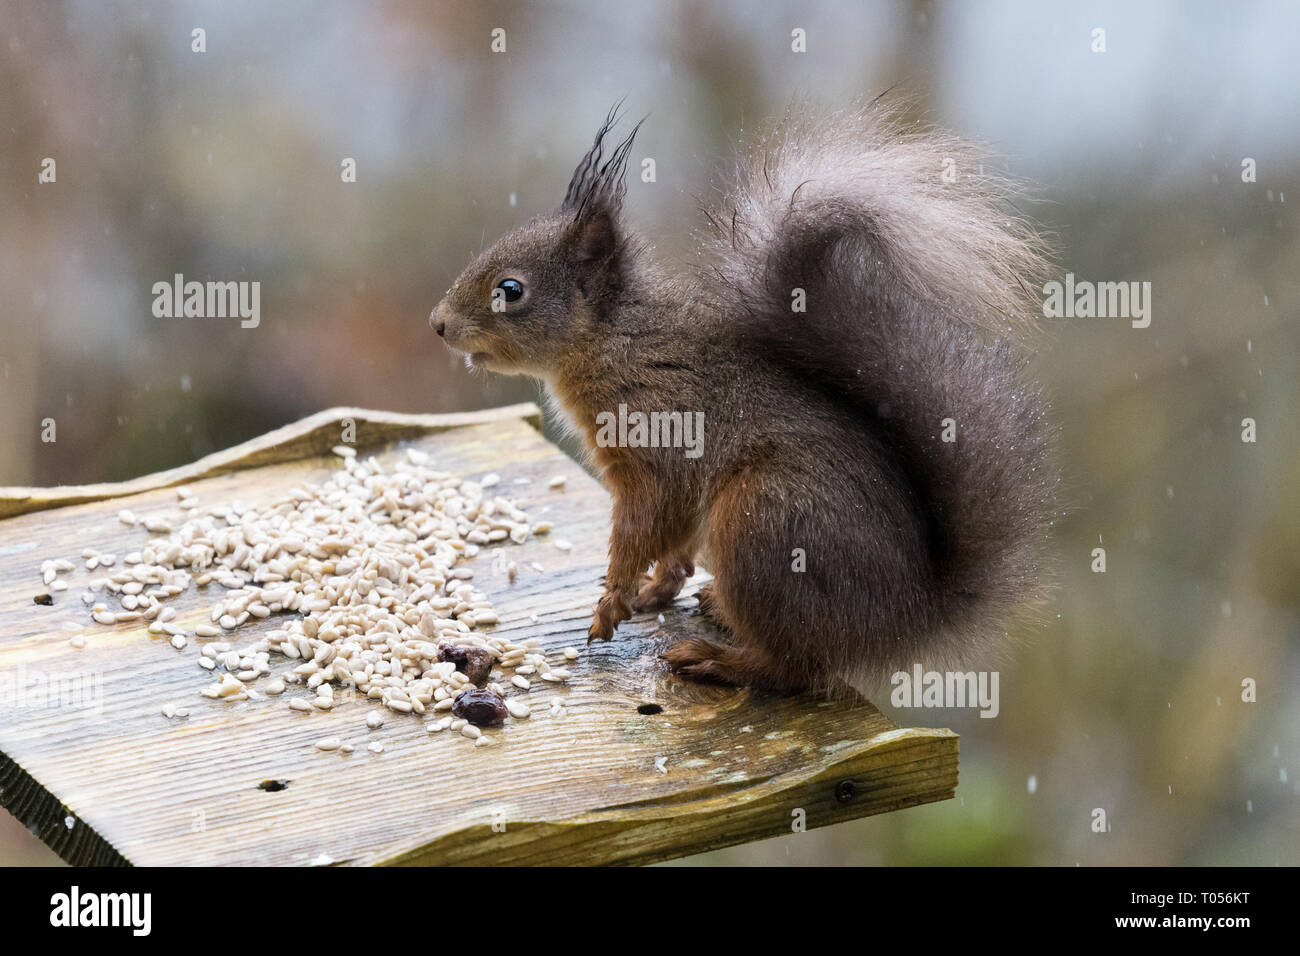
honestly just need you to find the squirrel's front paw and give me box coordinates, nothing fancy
[632,560,694,612]
[587,591,632,642]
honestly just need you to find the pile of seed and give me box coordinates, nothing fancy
[38,445,577,749]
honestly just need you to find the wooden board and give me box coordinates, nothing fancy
[0,405,957,866]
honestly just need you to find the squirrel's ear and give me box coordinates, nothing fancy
[566,208,620,271]
[559,105,643,296]
[559,105,643,277]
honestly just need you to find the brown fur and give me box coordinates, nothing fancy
[431,100,1058,694]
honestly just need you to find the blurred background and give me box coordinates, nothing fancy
[1,0,1297,865]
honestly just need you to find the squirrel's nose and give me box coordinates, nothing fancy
[429,307,446,337]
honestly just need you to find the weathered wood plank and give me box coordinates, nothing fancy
[0,406,956,866]
[0,403,543,520]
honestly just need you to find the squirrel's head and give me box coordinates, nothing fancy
[432,106,644,378]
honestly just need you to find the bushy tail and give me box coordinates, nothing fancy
[695,99,1058,661]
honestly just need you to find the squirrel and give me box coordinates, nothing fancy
[431,100,1057,694]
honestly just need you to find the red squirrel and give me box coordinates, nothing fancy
[431,101,1056,693]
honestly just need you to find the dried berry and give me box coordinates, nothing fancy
[451,688,507,727]
[33,593,54,606]
[438,643,495,685]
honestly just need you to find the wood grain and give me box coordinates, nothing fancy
[0,405,957,866]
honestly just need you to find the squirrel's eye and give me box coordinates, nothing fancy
[497,278,524,303]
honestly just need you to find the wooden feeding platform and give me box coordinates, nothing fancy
[0,404,957,866]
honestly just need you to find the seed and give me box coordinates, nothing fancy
[563,647,579,660]
[69,635,86,650]
[506,700,530,719]
[553,539,573,552]
[548,475,566,489]
[460,724,481,740]
[35,593,54,606]
[367,741,384,754]
[511,675,530,690]
[315,737,342,751]
[365,711,384,730]
[50,440,564,730]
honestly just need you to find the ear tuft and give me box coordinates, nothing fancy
[560,104,644,299]
[560,101,645,222]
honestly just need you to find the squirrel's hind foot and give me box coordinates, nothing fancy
[661,636,794,690]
